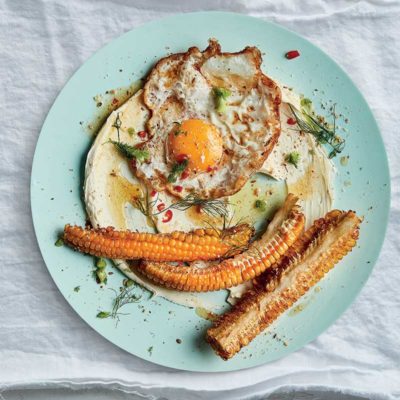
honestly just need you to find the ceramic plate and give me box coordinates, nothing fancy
[31,12,390,372]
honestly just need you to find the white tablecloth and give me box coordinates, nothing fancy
[1,1,399,399]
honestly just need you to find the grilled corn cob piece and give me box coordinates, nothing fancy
[138,194,305,291]
[63,223,253,262]
[206,209,361,360]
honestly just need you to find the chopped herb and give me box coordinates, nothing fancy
[300,97,312,108]
[74,286,80,292]
[110,140,150,163]
[286,151,301,168]
[340,155,349,166]
[123,278,135,288]
[173,122,187,136]
[96,269,108,284]
[127,127,136,136]
[254,199,267,211]
[55,238,64,247]
[96,258,107,269]
[167,159,188,183]
[213,87,231,113]
[147,346,153,355]
[289,104,345,158]
[96,311,111,319]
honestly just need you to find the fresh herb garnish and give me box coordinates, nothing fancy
[112,113,122,141]
[123,278,135,288]
[213,87,231,113]
[133,192,230,234]
[96,285,142,322]
[254,199,267,211]
[147,346,153,355]
[132,188,160,233]
[96,311,111,319]
[96,258,106,269]
[110,140,150,163]
[300,97,312,112]
[155,194,230,219]
[127,127,136,136]
[74,286,80,293]
[289,104,345,159]
[54,238,64,247]
[167,159,188,183]
[96,269,107,284]
[173,122,187,136]
[110,286,142,319]
[286,151,301,168]
[109,113,150,162]
[93,258,107,284]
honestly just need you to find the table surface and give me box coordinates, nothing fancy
[0,1,399,400]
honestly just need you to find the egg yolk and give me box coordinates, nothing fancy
[168,119,223,173]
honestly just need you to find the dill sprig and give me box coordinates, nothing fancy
[110,140,150,162]
[110,113,149,162]
[110,286,142,318]
[97,285,142,322]
[132,188,160,233]
[132,193,230,234]
[203,214,252,258]
[153,194,230,219]
[289,104,345,158]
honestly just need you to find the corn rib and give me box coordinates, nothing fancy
[138,194,305,291]
[206,210,362,360]
[63,223,253,263]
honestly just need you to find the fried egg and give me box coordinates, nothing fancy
[135,39,281,199]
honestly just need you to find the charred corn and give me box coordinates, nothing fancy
[206,210,362,360]
[63,223,254,262]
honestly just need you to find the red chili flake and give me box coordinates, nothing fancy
[176,154,188,163]
[181,170,189,179]
[287,117,297,125]
[138,130,147,139]
[157,203,166,212]
[174,185,183,193]
[150,190,157,197]
[129,159,137,169]
[162,210,173,223]
[112,98,119,105]
[285,50,300,60]
[206,166,213,173]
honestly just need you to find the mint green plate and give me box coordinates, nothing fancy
[31,12,390,372]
